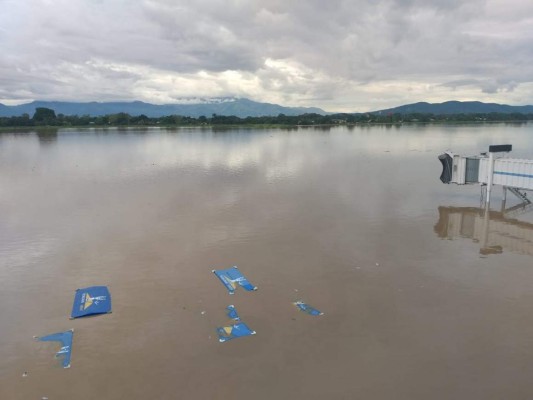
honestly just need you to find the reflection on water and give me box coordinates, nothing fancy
[36,129,59,145]
[3,125,533,400]
[434,205,533,256]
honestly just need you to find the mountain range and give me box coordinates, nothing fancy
[1,99,532,118]
[372,101,533,115]
[0,98,325,118]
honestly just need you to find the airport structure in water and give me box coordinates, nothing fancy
[439,144,533,204]
[438,144,533,255]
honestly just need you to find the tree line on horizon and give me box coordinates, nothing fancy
[1,107,533,128]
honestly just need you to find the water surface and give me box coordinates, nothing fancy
[2,124,533,399]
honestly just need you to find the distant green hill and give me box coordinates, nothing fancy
[2,99,532,119]
[0,98,326,118]
[372,101,533,115]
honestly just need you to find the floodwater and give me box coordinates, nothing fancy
[2,124,533,399]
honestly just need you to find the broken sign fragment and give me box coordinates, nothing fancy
[216,305,255,342]
[216,322,256,342]
[71,286,111,319]
[35,330,74,368]
[294,301,323,316]
[226,305,240,321]
[212,266,257,294]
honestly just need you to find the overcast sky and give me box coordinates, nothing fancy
[1,0,532,112]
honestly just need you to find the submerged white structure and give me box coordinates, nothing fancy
[439,145,533,204]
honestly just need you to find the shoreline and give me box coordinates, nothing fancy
[1,119,531,133]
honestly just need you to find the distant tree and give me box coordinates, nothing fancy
[94,115,110,125]
[108,112,131,125]
[78,115,92,125]
[131,114,150,125]
[0,113,32,127]
[32,107,57,125]
[160,115,178,125]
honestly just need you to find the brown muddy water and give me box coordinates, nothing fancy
[2,124,533,400]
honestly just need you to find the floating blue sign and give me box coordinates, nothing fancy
[294,301,323,316]
[212,266,257,294]
[216,322,256,342]
[70,286,112,319]
[226,305,240,321]
[35,330,74,368]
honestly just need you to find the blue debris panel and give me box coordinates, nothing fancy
[212,266,257,294]
[71,286,112,318]
[294,301,324,316]
[216,305,255,342]
[216,322,256,343]
[35,330,74,368]
[226,305,240,321]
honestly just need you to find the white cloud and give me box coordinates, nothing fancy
[1,0,532,111]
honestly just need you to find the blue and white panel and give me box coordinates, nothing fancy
[71,286,112,318]
[294,301,323,316]
[225,305,240,321]
[493,158,533,190]
[35,329,74,368]
[212,266,257,294]
[216,322,256,342]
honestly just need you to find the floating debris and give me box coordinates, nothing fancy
[212,266,257,294]
[225,305,240,321]
[216,305,255,342]
[22,371,28,377]
[216,322,256,343]
[294,301,323,316]
[71,286,112,319]
[35,329,74,368]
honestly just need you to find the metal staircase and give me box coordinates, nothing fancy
[501,187,533,218]
[507,187,531,204]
